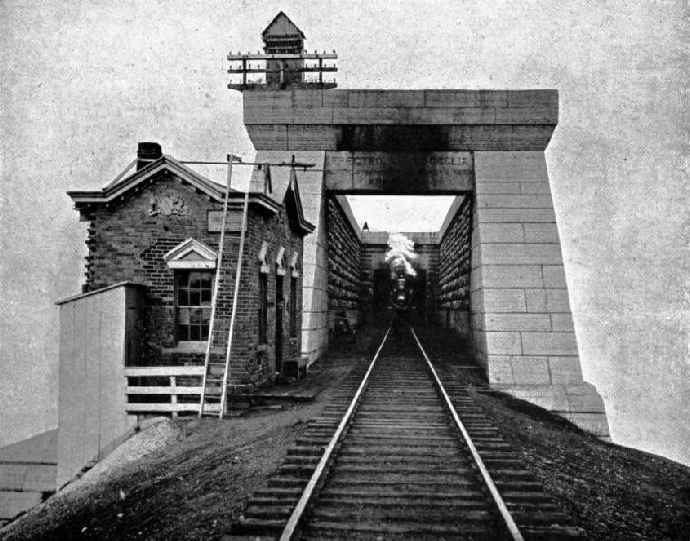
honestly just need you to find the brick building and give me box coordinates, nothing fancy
[68,142,314,389]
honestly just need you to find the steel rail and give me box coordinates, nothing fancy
[279,327,392,541]
[409,326,524,541]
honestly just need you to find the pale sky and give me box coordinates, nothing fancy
[347,196,456,231]
[1,1,687,464]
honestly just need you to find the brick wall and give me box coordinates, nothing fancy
[229,210,305,389]
[83,174,221,365]
[80,170,304,390]
[437,196,473,336]
[326,196,362,326]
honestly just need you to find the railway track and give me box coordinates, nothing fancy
[231,326,582,540]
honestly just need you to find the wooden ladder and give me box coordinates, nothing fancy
[199,156,249,418]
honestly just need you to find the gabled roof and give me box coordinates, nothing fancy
[284,167,314,235]
[262,12,305,40]
[68,153,315,236]
[68,155,229,207]
[68,155,278,214]
[249,163,315,236]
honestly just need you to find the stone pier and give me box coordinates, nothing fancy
[240,88,609,438]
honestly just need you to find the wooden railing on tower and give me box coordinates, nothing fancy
[227,51,338,91]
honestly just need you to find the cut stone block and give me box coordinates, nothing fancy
[475,243,564,266]
[452,108,497,124]
[475,223,524,243]
[472,288,527,313]
[292,106,335,124]
[565,383,607,412]
[483,313,551,332]
[507,90,559,109]
[474,208,557,223]
[521,332,579,356]
[525,289,547,312]
[542,265,567,288]
[347,89,389,108]
[523,223,559,243]
[546,289,572,313]
[511,356,551,384]
[550,314,575,332]
[475,182,521,195]
[494,383,609,437]
[474,151,548,179]
[476,265,543,289]
[484,332,522,355]
[476,194,554,209]
[548,356,584,383]
[477,90,508,107]
[292,90,325,107]
[495,106,557,124]
[243,90,294,109]
[520,181,552,195]
[487,356,515,384]
[385,90,425,107]
[425,90,478,107]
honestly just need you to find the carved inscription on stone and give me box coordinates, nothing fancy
[324,151,473,193]
[147,191,188,216]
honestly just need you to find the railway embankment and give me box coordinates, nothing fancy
[1,327,688,540]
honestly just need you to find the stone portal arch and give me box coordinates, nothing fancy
[243,88,609,438]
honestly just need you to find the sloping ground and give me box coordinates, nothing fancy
[420,327,690,541]
[472,389,690,540]
[2,327,688,540]
[0,345,364,541]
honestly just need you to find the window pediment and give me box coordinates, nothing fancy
[164,238,217,269]
[258,241,270,274]
[289,251,300,277]
[276,246,286,275]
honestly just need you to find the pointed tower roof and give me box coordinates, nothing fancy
[262,11,305,40]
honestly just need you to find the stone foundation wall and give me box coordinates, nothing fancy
[437,196,473,338]
[471,151,609,437]
[327,196,362,328]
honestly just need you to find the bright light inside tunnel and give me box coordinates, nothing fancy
[346,196,458,232]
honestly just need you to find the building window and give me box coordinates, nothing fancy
[258,272,268,345]
[290,276,298,337]
[176,271,213,341]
